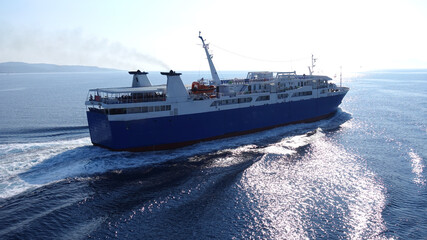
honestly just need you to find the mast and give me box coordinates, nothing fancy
[199,32,221,85]
[308,54,317,75]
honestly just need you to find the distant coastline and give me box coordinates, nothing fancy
[0,62,121,73]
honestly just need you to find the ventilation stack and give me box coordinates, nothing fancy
[161,70,189,102]
[129,70,152,87]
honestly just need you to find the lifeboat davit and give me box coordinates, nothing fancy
[191,81,216,94]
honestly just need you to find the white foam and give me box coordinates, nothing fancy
[0,138,92,198]
[0,134,258,198]
[0,87,26,92]
[255,128,324,156]
[409,150,425,185]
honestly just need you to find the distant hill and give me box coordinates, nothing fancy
[0,62,121,73]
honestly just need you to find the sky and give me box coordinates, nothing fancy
[1,0,426,74]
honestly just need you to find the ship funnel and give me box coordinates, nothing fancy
[129,70,152,87]
[161,70,189,102]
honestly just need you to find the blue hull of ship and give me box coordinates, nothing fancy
[87,94,346,151]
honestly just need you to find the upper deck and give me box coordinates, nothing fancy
[85,70,337,106]
[87,85,166,104]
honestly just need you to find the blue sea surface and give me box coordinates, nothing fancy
[0,70,426,239]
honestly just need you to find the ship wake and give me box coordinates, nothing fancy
[0,110,351,199]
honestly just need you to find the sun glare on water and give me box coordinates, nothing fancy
[236,131,387,239]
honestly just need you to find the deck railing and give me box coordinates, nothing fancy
[88,95,166,104]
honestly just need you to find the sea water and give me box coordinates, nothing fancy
[0,70,425,239]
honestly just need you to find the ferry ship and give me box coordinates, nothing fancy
[85,33,349,151]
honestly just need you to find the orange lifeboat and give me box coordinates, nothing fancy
[191,81,216,94]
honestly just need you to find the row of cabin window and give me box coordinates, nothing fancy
[209,91,310,108]
[251,84,268,90]
[256,95,270,101]
[211,97,253,106]
[277,81,306,87]
[291,91,313,97]
[297,81,308,87]
[277,93,289,99]
[108,105,171,115]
